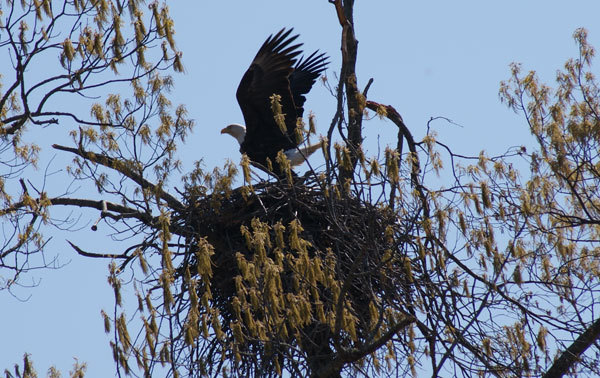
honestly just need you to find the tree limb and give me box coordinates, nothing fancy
[52,144,184,210]
[317,314,415,377]
[543,317,600,378]
[67,240,128,259]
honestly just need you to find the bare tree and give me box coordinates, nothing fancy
[4,1,600,377]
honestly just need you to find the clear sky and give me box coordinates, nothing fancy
[3,1,600,376]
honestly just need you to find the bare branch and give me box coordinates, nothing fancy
[52,144,183,211]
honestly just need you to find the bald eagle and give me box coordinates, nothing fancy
[221,28,328,173]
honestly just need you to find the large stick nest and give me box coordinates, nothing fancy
[172,175,416,375]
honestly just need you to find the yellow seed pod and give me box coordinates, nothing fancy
[212,314,224,340]
[458,212,467,236]
[481,181,491,209]
[482,338,492,356]
[320,138,329,161]
[376,104,387,119]
[173,52,184,73]
[306,112,317,135]
[62,38,75,61]
[537,326,548,350]
[276,150,293,182]
[101,310,111,333]
[152,4,164,37]
[231,320,243,342]
[512,265,523,286]
[274,222,286,249]
[270,94,287,133]
[294,123,304,144]
[93,32,104,58]
[162,9,176,49]
[385,148,399,184]
[368,301,379,325]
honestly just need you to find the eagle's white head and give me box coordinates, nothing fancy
[220,123,246,145]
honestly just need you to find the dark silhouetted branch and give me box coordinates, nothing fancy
[543,317,600,378]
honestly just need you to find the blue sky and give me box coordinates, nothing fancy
[3,1,600,376]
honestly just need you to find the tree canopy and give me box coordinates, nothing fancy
[4,1,600,377]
